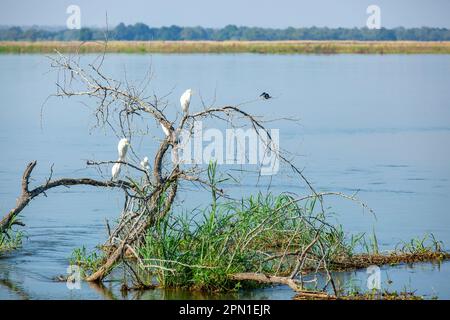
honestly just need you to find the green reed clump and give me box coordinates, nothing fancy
[135,190,448,292]
[0,215,24,255]
[69,246,106,277]
[63,161,447,293]
[0,231,23,255]
[396,233,444,255]
[138,164,356,292]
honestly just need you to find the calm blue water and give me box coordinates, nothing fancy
[0,54,449,299]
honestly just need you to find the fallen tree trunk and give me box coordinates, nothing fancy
[229,272,334,299]
[230,272,302,292]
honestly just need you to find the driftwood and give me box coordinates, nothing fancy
[229,273,334,299]
[230,272,303,292]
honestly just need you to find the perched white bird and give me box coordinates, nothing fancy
[111,162,122,180]
[117,138,129,160]
[140,156,149,169]
[180,89,192,113]
[160,123,170,137]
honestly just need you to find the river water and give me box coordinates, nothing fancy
[0,53,449,299]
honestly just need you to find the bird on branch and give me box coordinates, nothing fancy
[260,92,272,100]
[117,138,130,160]
[112,138,130,180]
[180,89,193,113]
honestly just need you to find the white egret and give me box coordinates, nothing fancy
[160,122,170,137]
[140,156,149,169]
[111,162,122,180]
[180,89,192,113]
[117,138,129,160]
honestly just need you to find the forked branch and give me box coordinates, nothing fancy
[0,161,134,234]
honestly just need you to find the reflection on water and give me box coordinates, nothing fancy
[1,54,450,299]
[330,261,450,299]
[0,276,30,300]
[2,260,449,300]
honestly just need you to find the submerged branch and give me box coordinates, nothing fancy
[229,272,307,294]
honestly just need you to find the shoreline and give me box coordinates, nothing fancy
[1,40,450,54]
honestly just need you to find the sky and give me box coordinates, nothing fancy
[0,0,449,29]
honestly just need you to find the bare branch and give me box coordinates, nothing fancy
[1,161,134,234]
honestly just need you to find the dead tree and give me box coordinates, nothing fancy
[0,47,368,293]
[44,50,299,282]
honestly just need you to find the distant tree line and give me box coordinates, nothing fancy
[1,23,450,41]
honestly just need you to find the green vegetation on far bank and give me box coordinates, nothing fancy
[2,24,450,42]
[1,40,450,54]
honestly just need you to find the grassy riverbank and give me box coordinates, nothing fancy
[1,40,450,54]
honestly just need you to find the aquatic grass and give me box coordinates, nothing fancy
[135,190,449,292]
[360,228,380,255]
[65,163,448,293]
[138,200,255,291]
[69,246,106,277]
[137,187,357,291]
[396,233,444,255]
[0,231,23,255]
[0,215,24,255]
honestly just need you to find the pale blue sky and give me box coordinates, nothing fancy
[1,0,449,28]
